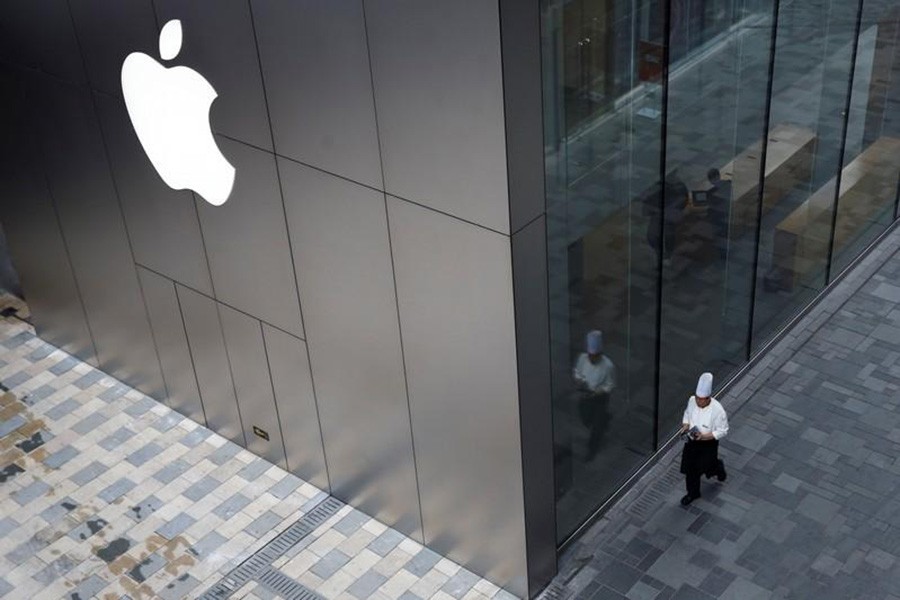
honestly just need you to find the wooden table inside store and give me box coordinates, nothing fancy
[772,136,900,289]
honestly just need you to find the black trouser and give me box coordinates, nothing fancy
[681,440,724,497]
[579,391,611,458]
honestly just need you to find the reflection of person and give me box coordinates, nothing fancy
[645,174,690,265]
[573,330,617,460]
[706,168,732,258]
[679,372,728,506]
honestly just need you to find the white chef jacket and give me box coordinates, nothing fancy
[573,353,616,394]
[682,396,729,440]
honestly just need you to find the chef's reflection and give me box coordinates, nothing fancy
[573,330,617,461]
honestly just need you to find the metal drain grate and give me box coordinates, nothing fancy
[257,567,325,600]
[626,461,682,520]
[537,581,571,600]
[197,496,343,599]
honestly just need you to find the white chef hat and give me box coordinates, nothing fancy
[586,330,603,354]
[695,372,713,397]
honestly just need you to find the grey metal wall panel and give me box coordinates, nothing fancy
[0,68,96,366]
[219,304,288,469]
[251,0,382,189]
[387,197,527,596]
[197,137,304,337]
[29,75,165,399]
[0,0,87,84]
[500,0,545,234]
[366,0,510,233]
[176,284,244,446]
[278,158,421,538]
[154,0,273,151]
[262,323,329,490]
[511,217,557,596]
[94,92,214,295]
[137,267,206,424]
[68,0,159,97]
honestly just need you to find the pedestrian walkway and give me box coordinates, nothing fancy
[547,224,900,599]
[0,313,515,600]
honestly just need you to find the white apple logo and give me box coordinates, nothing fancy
[121,20,235,206]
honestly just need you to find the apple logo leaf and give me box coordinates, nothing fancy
[159,19,182,61]
[121,19,235,206]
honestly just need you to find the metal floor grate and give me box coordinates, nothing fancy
[257,567,325,600]
[537,581,571,600]
[626,461,682,520]
[197,496,343,599]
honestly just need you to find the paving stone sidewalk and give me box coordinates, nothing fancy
[547,224,900,600]
[0,314,515,600]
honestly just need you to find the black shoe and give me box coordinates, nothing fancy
[680,494,700,506]
[717,460,727,482]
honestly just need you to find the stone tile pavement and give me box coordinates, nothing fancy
[548,223,900,599]
[0,314,516,600]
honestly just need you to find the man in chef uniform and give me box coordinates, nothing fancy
[573,330,616,461]
[679,372,728,505]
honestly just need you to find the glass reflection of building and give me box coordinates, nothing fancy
[542,0,900,542]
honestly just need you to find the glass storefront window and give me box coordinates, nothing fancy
[542,0,664,541]
[542,0,900,544]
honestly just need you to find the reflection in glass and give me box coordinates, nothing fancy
[830,2,900,276]
[658,0,776,434]
[542,0,900,544]
[543,0,664,541]
[752,0,861,348]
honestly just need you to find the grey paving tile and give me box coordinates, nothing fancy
[40,498,78,525]
[45,397,80,420]
[237,457,271,482]
[71,411,107,435]
[128,552,167,583]
[405,547,442,577]
[157,573,201,600]
[0,577,12,596]
[333,510,369,536]
[179,427,213,448]
[268,473,303,499]
[1,370,30,389]
[209,442,241,465]
[3,331,32,349]
[12,479,52,505]
[189,530,228,559]
[347,570,388,599]
[156,513,196,540]
[48,355,77,375]
[70,460,107,486]
[24,384,55,404]
[213,492,252,520]
[68,574,108,598]
[246,510,282,538]
[98,477,137,503]
[98,426,136,451]
[0,414,26,437]
[369,528,405,557]
[0,516,19,537]
[26,343,55,362]
[73,368,104,389]
[441,569,479,598]
[310,548,352,579]
[130,495,163,521]
[126,441,164,467]
[153,459,191,484]
[124,395,156,417]
[99,382,130,402]
[182,475,221,502]
[43,445,78,469]
[68,517,109,541]
[152,410,183,432]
